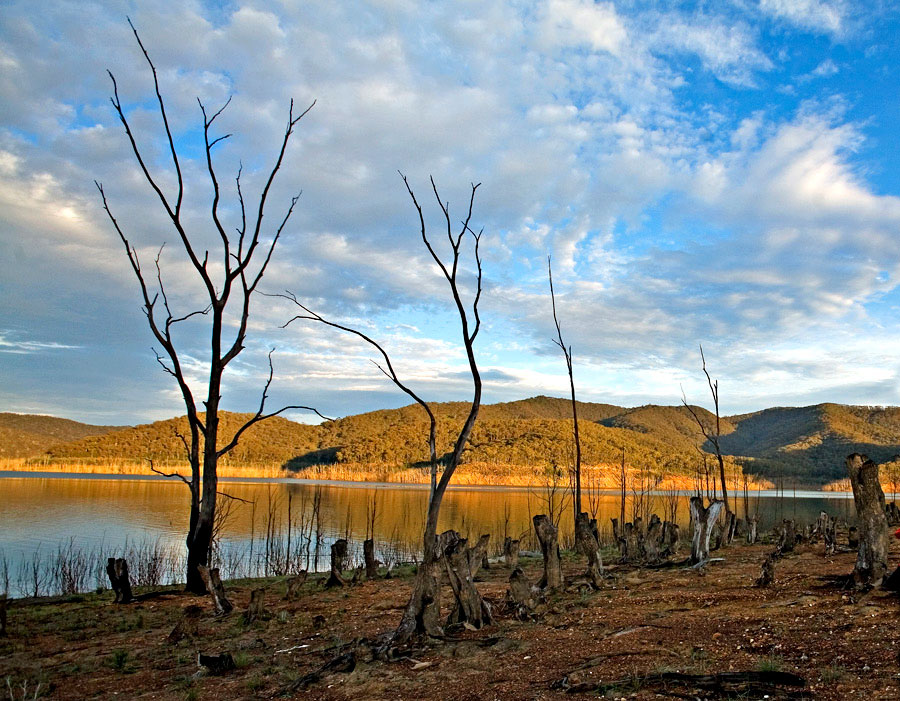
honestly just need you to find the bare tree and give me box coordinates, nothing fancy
[96,21,319,594]
[682,345,730,516]
[548,256,582,524]
[283,174,485,644]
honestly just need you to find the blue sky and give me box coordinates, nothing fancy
[2,0,900,425]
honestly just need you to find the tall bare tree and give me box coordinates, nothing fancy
[547,256,582,522]
[682,344,730,516]
[284,174,485,643]
[96,22,318,593]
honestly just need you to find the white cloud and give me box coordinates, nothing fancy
[759,0,848,36]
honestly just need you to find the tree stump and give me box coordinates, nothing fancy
[663,521,681,557]
[642,515,664,564]
[198,652,236,675]
[746,515,759,544]
[754,552,777,587]
[724,511,737,545]
[106,557,133,604]
[502,537,519,569]
[848,526,859,549]
[325,539,348,588]
[822,515,836,556]
[284,571,307,600]
[443,531,492,629]
[886,501,900,525]
[506,567,538,619]
[690,497,724,565]
[610,517,621,545]
[734,518,746,539]
[467,534,490,580]
[776,519,796,554]
[575,512,604,587]
[243,587,267,625]
[197,565,233,615]
[363,539,379,580]
[621,522,642,564]
[167,604,203,644]
[846,453,889,588]
[533,515,562,590]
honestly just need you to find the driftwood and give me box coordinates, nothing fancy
[506,567,538,619]
[197,652,236,675]
[502,537,519,569]
[754,552,777,588]
[167,604,203,644]
[325,539,348,588]
[442,531,492,629]
[284,571,307,600]
[533,515,562,590]
[363,539,379,580]
[575,512,603,587]
[197,565,233,615]
[847,453,889,588]
[243,587,268,624]
[689,497,724,565]
[106,557,134,604]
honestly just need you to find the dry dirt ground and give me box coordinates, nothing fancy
[3,538,900,700]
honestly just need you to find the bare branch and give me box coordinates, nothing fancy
[148,459,190,487]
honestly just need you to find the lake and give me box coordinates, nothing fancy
[0,471,860,597]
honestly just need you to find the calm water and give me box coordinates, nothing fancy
[0,472,859,596]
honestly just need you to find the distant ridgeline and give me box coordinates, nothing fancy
[6,397,900,484]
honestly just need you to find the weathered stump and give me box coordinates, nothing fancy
[198,652,236,675]
[506,567,538,619]
[886,501,900,525]
[710,524,723,551]
[642,515,664,564]
[610,517,620,544]
[443,531,492,629]
[533,515,562,590]
[363,539,379,580]
[848,526,859,549]
[467,534,490,580]
[663,521,681,556]
[754,552,777,588]
[690,497,724,565]
[776,519,796,554]
[284,571,308,600]
[724,511,737,545]
[167,604,202,644]
[243,587,267,625]
[823,515,836,556]
[846,454,889,588]
[105,557,133,604]
[502,537,520,569]
[621,521,642,563]
[197,565,233,615]
[734,518,746,539]
[746,515,759,544]
[325,539,348,588]
[575,512,603,587]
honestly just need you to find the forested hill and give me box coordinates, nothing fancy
[0,413,122,459]
[9,397,900,483]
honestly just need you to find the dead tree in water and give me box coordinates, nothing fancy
[846,454,889,588]
[683,346,732,538]
[534,514,563,590]
[98,22,319,594]
[548,256,582,523]
[284,176,486,644]
[689,497,724,565]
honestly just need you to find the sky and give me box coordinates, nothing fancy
[3,0,900,426]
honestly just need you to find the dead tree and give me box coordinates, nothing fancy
[534,514,563,590]
[444,532,493,629]
[689,497,724,565]
[106,557,133,604]
[325,539,348,588]
[97,22,318,594]
[467,534,490,580]
[364,539,380,580]
[846,454,889,588]
[548,256,582,523]
[575,512,603,587]
[197,565,233,615]
[683,346,732,536]
[285,176,486,644]
[502,537,520,569]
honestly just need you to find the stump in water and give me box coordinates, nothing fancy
[363,539,379,580]
[776,520,796,554]
[754,552,777,588]
[243,587,268,625]
[284,571,307,600]
[690,497,724,565]
[467,534,490,580]
[533,515,562,590]
[325,539,348,588]
[502,537,520,569]
[846,453,889,588]
[575,512,603,587]
[106,557,133,604]
[746,515,759,545]
[443,531,492,629]
[167,604,202,644]
[197,565,233,615]
[506,567,538,619]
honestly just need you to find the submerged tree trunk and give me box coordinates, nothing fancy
[690,497,724,565]
[846,454,889,588]
[575,512,603,587]
[534,515,562,590]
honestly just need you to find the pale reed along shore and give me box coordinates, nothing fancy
[1,457,774,490]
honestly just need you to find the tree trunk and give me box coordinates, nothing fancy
[575,512,603,587]
[392,529,444,643]
[724,511,736,545]
[363,539,379,580]
[776,519,796,554]
[284,571,307,600]
[610,517,620,544]
[820,513,836,555]
[533,515,562,590]
[690,497,724,565]
[846,453,889,588]
[621,521,641,564]
[502,537,519,569]
[197,564,233,615]
[106,557,133,604]
[243,587,267,624]
[746,515,759,544]
[443,532,492,629]
[325,539,348,588]
[642,514,664,564]
[467,534,490,580]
